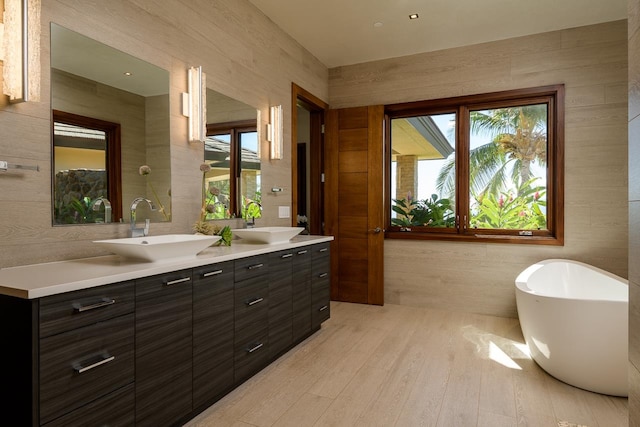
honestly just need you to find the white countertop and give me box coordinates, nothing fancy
[0,235,333,299]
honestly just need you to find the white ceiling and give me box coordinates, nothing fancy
[248,0,628,68]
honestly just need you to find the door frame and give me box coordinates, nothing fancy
[291,83,328,235]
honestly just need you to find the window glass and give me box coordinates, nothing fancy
[468,105,548,231]
[204,133,232,219]
[390,113,456,228]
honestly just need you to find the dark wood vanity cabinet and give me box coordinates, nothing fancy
[292,247,312,342]
[192,261,235,409]
[312,243,331,328]
[234,255,270,383]
[0,241,331,427]
[268,249,294,358]
[135,269,193,427]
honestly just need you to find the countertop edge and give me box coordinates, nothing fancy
[0,235,334,299]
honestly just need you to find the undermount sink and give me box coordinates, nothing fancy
[231,227,304,244]
[93,234,220,262]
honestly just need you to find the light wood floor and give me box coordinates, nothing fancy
[185,302,628,427]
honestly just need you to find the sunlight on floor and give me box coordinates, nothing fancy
[462,324,532,370]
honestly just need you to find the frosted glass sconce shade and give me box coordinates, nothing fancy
[2,0,41,103]
[182,66,206,143]
[268,104,283,160]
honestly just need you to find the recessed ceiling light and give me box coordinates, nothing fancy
[123,71,132,76]
[409,13,419,20]
[373,21,383,28]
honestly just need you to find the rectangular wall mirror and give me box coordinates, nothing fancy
[204,89,260,221]
[50,23,171,225]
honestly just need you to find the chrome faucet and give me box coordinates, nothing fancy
[130,197,156,237]
[91,197,112,223]
[245,201,262,228]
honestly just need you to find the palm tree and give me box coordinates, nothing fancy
[436,105,547,199]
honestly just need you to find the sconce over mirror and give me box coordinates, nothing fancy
[203,89,261,221]
[50,23,171,225]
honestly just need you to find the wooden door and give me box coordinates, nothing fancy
[325,106,384,305]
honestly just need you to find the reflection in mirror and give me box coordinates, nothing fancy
[204,89,260,220]
[50,23,171,225]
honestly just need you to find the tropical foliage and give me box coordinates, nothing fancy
[392,194,455,228]
[471,180,546,229]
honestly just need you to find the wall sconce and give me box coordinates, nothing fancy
[181,66,206,143]
[267,105,283,160]
[1,0,41,103]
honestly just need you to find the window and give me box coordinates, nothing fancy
[386,85,564,244]
[205,120,261,219]
[52,110,122,224]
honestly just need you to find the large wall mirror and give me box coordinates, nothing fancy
[50,23,171,225]
[204,89,260,221]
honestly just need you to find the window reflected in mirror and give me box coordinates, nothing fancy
[205,122,260,219]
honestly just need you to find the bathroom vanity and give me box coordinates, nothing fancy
[0,236,332,427]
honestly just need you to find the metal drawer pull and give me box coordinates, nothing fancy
[319,305,329,312]
[203,269,223,277]
[74,354,115,374]
[318,272,328,278]
[248,263,264,270]
[297,250,308,255]
[247,297,264,306]
[319,248,328,252]
[247,343,264,353]
[281,253,293,259]
[165,277,191,286]
[73,298,116,313]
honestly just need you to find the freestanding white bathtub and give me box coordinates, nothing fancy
[515,259,628,396]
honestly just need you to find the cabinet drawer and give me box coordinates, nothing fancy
[234,276,269,331]
[234,328,269,383]
[312,267,330,292]
[234,254,269,282]
[312,288,331,328]
[39,281,134,338]
[42,383,134,427]
[39,313,134,425]
[312,243,330,259]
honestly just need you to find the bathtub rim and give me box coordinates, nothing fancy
[515,258,628,301]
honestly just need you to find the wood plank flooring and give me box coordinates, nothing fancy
[185,302,628,427]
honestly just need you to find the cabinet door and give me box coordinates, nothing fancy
[292,247,312,342]
[268,250,293,358]
[192,262,234,409]
[135,269,193,427]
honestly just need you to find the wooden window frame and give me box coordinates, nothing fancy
[384,85,564,245]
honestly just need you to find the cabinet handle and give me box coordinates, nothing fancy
[319,305,329,312]
[247,263,264,270]
[74,354,115,374]
[297,250,308,255]
[246,297,264,306]
[319,248,328,252]
[203,269,223,277]
[73,298,115,313]
[247,343,264,353]
[318,272,328,278]
[281,253,293,259]
[165,277,191,286]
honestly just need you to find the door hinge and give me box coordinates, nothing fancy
[321,173,325,183]
[321,124,325,134]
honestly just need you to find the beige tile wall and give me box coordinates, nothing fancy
[629,0,640,423]
[329,20,629,318]
[0,0,328,268]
